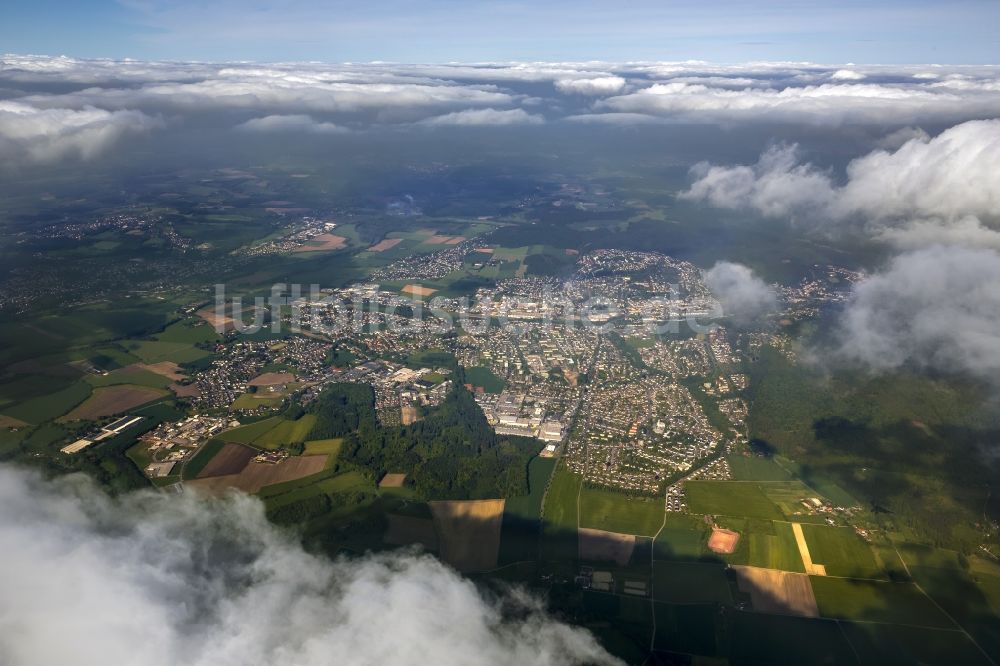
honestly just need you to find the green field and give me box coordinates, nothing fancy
[230,393,284,410]
[219,417,282,444]
[122,340,210,364]
[726,455,794,481]
[799,524,884,579]
[654,527,708,560]
[541,464,581,561]
[748,521,805,571]
[499,456,557,565]
[0,427,27,457]
[758,481,816,516]
[727,612,859,665]
[85,346,143,370]
[217,415,317,450]
[182,439,226,480]
[810,577,954,628]
[252,415,317,450]
[652,561,733,604]
[463,366,506,393]
[155,319,221,344]
[653,514,710,560]
[684,481,784,520]
[303,438,344,458]
[261,469,372,510]
[579,486,665,536]
[652,602,719,656]
[504,456,556,521]
[581,592,653,663]
[3,381,92,424]
[839,621,992,666]
[85,366,173,389]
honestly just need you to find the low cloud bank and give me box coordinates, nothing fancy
[683,119,1000,248]
[236,114,348,133]
[0,466,619,666]
[703,261,777,325]
[5,56,1000,147]
[418,108,544,126]
[834,245,1000,383]
[0,101,159,164]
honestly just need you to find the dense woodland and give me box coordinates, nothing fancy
[307,382,540,499]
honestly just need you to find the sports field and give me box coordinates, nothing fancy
[708,527,741,554]
[401,284,438,297]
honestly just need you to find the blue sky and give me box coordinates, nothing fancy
[2,0,999,63]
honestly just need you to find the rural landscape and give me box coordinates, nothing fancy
[3,2,1000,664]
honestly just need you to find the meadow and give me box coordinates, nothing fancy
[540,464,581,562]
[799,524,884,579]
[578,485,666,536]
[684,480,785,521]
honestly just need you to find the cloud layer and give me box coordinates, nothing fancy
[0,465,619,666]
[5,56,1000,162]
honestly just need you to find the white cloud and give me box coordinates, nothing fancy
[418,108,544,126]
[554,77,626,96]
[703,261,777,324]
[0,100,159,163]
[875,216,1000,250]
[0,465,620,666]
[874,126,929,150]
[682,143,838,219]
[682,119,1000,248]
[6,57,1000,129]
[562,112,665,125]
[835,245,1000,382]
[596,79,1000,125]
[23,79,515,121]
[830,69,865,81]
[236,114,348,134]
